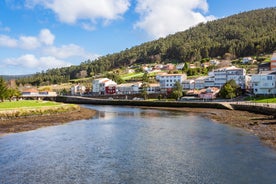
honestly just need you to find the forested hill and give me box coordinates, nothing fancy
[17,7,276,85]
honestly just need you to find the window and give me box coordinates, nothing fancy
[267,76,273,80]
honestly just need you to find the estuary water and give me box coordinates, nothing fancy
[1,105,276,184]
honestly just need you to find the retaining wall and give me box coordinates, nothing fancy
[56,96,228,109]
[231,104,276,116]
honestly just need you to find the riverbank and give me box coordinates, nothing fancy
[0,107,96,134]
[145,107,276,149]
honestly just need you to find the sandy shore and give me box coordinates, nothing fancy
[1,105,276,150]
[0,107,96,134]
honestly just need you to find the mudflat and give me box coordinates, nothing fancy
[0,107,96,134]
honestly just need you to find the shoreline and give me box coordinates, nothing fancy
[1,105,276,150]
[0,107,96,135]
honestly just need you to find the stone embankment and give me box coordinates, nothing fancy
[56,96,230,109]
[56,96,276,116]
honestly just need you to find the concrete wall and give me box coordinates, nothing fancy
[231,104,276,116]
[56,96,228,109]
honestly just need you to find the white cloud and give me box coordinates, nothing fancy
[39,29,55,45]
[4,54,71,70]
[134,0,216,38]
[43,44,97,60]
[0,29,55,50]
[26,0,130,25]
[0,35,18,47]
[81,23,96,31]
[19,36,40,50]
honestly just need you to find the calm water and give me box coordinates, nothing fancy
[1,105,276,184]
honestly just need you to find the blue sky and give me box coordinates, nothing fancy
[0,0,275,75]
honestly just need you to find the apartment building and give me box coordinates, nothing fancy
[157,73,187,93]
[251,72,276,95]
[213,66,247,89]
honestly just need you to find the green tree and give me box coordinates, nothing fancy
[0,77,8,102]
[142,72,149,83]
[182,62,189,73]
[219,79,240,99]
[6,88,21,101]
[140,82,149,100]
[171,81,183,100]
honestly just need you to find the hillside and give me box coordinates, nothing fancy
[16,7,276,86]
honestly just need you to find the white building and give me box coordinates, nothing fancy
[204,76,215,88]
[147,83,161,94]
[92,78,117,95]
[176,63,184,70]
[116,82,142,94]
[157,74,187,93]
[213,66,247,89]
[251,73,276,95]
[194,76,209,89]
[182,79,195,90]
[71,84,86,95]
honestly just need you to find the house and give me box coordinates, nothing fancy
[156,73,187,93]
[176,63,184,70]
[198,87,220,100]
[71,84,86,95]
[210,59,220,66]
[21,88,39,96]
[270,53,276,71]
[146,83,161,94]
[242,57,253,64]
[92,78,117,95]
[258,62,271,73]
[163,63,175,71]
[116,82,142,94]
[251,71,276,95]
[182,79,195,90]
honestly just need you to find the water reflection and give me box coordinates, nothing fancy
[1,105,276,184]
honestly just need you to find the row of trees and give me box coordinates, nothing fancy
[0,78,21,102]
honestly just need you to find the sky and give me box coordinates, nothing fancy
[0,0,275,75]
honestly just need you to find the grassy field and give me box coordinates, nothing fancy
[246,96,276,103]
[0,100,79,119]
[0,100,64,110]
[253,98,276,103]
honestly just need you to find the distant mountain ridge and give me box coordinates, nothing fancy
[0,74,33,81]
[16,7,276,86]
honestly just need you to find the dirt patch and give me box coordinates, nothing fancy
[0,107,96,134]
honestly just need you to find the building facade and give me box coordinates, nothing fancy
[92,78,117,95]
[251,73,276,95]
[157,74,187,93]
[213,66,247,89]
[270,52,276,71]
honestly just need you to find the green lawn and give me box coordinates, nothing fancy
[246,97,276,103]
[0,100,63,110]
[253,98,276,103]
[121,72,144,80]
